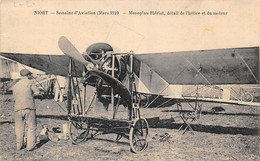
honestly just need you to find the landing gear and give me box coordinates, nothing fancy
[66,50,149,153]
[129,117,149,153]
[69,120,89,145]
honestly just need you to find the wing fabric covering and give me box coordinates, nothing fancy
[1,47,259,84]
[0,53,84,77]
[133,47,259,85]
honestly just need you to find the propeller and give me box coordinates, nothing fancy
[58,36,93,66]
[58,36,124,79]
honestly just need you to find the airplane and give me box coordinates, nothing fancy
[0,36,259,152]
[1,36,259,105]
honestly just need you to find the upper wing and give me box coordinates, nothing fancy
[0,52,84,77]
[133,47,259,85]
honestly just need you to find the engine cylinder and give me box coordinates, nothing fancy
[83,43,127,81]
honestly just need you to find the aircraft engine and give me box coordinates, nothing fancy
[82,43,127,82]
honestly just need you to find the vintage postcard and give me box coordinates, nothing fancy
[0,0,259,160]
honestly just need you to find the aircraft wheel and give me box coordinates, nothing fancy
[129,117,149,153]
[69,120,89,145]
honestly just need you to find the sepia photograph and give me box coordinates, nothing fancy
[0,0,259,160]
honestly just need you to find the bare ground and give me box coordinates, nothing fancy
[0,94,259,161]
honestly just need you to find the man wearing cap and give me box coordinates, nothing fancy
[13,69,39,151]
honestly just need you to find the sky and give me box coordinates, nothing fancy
[0,0,259,55]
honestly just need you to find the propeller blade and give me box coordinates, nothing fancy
[58,36,91,65]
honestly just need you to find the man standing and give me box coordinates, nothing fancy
[13,69,38,151]
[54,76,66,102]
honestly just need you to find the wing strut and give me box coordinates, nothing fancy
[236,51,259,83]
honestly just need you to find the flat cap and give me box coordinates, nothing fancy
[20,69,32,76]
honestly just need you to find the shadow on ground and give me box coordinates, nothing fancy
[161,109,260,117]
[36,114,259,136]
[147,117,259,136]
